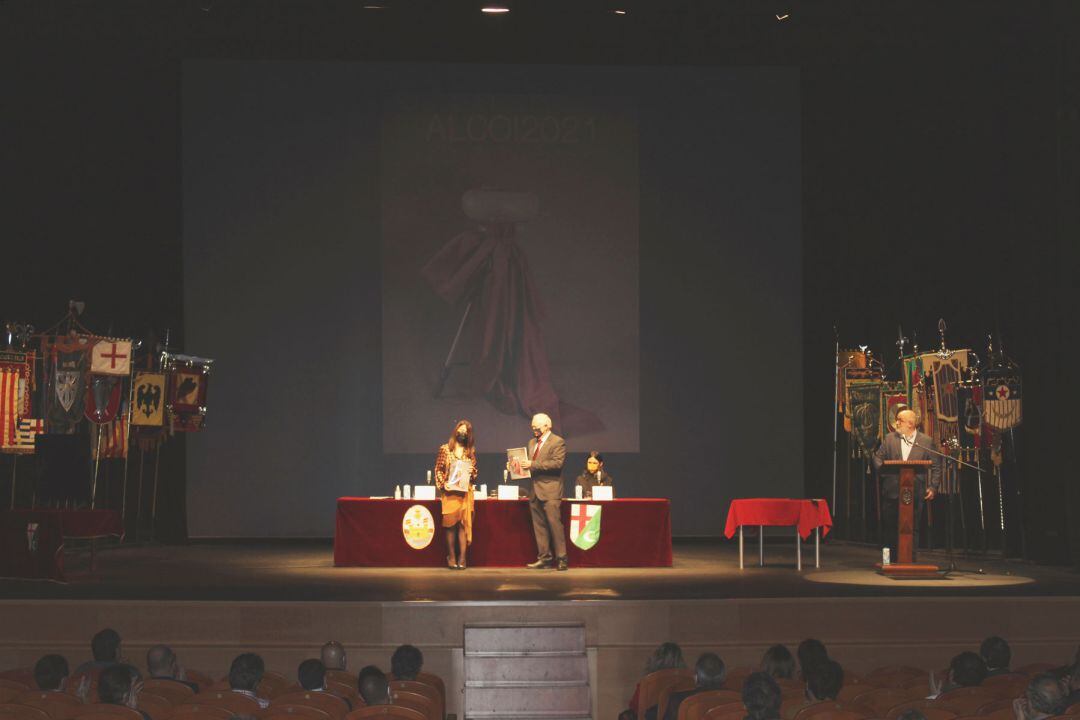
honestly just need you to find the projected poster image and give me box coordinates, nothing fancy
[382,94,639,453]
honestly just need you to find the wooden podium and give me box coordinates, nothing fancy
[877,460,940,578]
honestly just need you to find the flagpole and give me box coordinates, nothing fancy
[9,455,16,509]
[150,440,162,542]
[91,427,103,509]
[120,373,135,534]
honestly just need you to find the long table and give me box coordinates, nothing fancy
[335,497,672,567]
[0,509,124,581]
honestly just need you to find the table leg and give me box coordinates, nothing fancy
[796,530,802,571]
[739,526,744,569]
[815,527,820,568]
[759,525,764,567]
[90,538,97,572]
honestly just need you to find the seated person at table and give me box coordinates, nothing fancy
[575,451,614,498]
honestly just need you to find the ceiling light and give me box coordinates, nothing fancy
[613,9,627,14]
[482,5,510,13]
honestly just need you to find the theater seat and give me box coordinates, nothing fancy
[257,675,292,702]
[272,692,350,720]
[976,698,1018,715]
[0,703,54,720]
[136,692,175,720]
[655,677,696,720]
[184,691,262,716]
[16,690,84,720]
[260,705,330,720]
[885,699,958,720]
[141,682,195,705]
[70,705,146,720]
[936,687,1001,716]
[166,704,234,720]
[345,707,425,720]
[388,691,432,720]
[639,670,696,720]
[792,701,872,720]
[388,683,439,720]
[677,690,742,720]
[1013,665,1056,677]
[852,687,922,716]
[702,701,746,720]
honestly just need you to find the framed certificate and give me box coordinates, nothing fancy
[445,459,472,493]
[507,447,531,480]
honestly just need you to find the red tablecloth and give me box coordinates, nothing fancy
[723,499,832,540]
[0,509,124,581]
[335,497,672,568]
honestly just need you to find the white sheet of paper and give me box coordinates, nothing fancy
[498,484,520,500]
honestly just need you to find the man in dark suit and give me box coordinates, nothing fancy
[517,413,568,570]
[872,408,943,562]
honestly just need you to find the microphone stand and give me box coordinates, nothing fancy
[909,438,982,574]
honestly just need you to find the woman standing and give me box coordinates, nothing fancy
[434,419,478,569]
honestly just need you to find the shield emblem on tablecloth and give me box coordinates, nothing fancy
[570,503,602,550]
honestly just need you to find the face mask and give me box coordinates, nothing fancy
[456,432,468,443]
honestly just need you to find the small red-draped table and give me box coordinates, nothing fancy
[723,498,832,570]
[335,497,672,568]
[0,509,124,581]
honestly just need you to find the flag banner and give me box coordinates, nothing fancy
[0,351,34,417]
[6,418,44,454]
[84,374,123,424]
[957,383,986,450]
[92,405,129,459]
[48,345,89,434]
[880,382,908,438]
[163,354,213,433]
[921,350,968,425]
[569,503,602,550]
[845,379,883,458]
[90,339,132,376]
[0,371,20,450]
[983,374,1022,430]
[131,372,166,426]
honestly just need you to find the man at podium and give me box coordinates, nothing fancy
[872,408,942,561]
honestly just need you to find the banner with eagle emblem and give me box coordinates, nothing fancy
[132,372,166,426]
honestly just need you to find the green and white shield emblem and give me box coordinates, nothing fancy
[570,503,602,550]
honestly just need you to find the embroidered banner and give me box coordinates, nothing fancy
[48,346,89,434]
[90,340,132,376]
[984,376,1022,430]
[132,372,166,426]
[84,374,123,424]
[92,404,129,459]
[846,379,883,458]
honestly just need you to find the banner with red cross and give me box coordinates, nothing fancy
[569,503,602,550]
[90,339,132,376]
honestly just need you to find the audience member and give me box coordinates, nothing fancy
[980,636,1012,677]
[34,654,70,692]
[321,641,347,671]
[796,639,828,680]
[298,659,352,709]
[1014,673,1067,720]
[743,672,783,720]
[358,665,390,706]
[649,652,726,720]
[228,653,269,709]
[931,651,988,698]
[1064,661,1080,708]
[98,665,151,720]
[147,645,199,692]
[391,644,424,681]
[896,710,929,720]
[622,642,687,720]
[805,660,843,702]
[75,628,124,677]
[761,645,796,680]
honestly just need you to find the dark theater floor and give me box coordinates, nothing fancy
[3,538,1078,602]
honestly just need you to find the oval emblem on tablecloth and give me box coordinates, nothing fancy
[402,504,435,550]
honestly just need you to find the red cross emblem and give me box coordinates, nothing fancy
[571,504,592,527]
[101,343,128,369]
[996,384,1010,400]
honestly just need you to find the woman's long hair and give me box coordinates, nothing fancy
[645,642,685,674]
[448,419,476,455]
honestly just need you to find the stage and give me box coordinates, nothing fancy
[1,537,1077,601]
